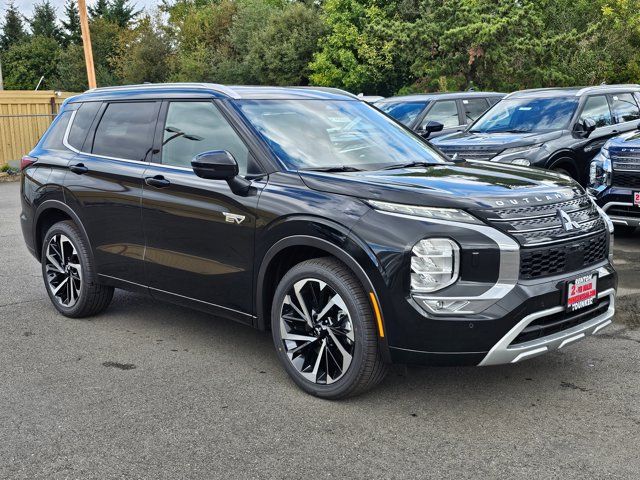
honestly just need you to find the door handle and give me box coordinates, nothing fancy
[145,175,171,188]
[69,163,88,175]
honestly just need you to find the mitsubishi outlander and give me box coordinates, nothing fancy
[20,84,617,398]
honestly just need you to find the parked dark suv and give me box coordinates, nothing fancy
[589,129,640,234]
[432,85,640,185]
[21,84,617,398]
[376,92,504,138]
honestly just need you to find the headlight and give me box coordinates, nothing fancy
[367,200,482,224]
[491,144,542,164]
[410,238,459,293]
[588,152,612,188]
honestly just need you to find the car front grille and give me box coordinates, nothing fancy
[476,193,605,247]
[612,171,640,188]
[511,296,610,345]
[472,191,609,280]
[610,149,640,172]
[519,232,608,279]
[437,146,501,161]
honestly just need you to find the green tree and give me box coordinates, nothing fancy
[106,0,140,28]
[30,0,63,43]
[0,2,27,50]
[245,3,325,85]
[89,0,110,19]
[55,18,124,90]
[309,0,409,95]
[113,15,172,83]
[61,0,82,46]
[1,36,61,89]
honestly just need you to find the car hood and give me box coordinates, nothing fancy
[432,130,563,149]
[607,129,640,149]
[299,161,581,210]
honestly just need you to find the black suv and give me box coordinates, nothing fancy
[20,84,617,398]
[432,85,640,185]
[376,92,504,138]
[589,129,640,233]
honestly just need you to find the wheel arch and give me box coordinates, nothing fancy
[545,150,579,179]
[255,234,385,337]
[34,200,92,262]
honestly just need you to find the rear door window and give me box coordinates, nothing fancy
[461,98,490,123]
[609,93,640,124]
[579,95,613,128]
[92,102,160,161]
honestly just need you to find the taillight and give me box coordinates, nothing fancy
[20,155,37,170]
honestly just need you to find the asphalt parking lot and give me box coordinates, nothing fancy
[1,180,639,479]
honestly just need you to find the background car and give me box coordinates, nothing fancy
[376,91,505,138]
[589,128,640,234]
[432,84,640,185]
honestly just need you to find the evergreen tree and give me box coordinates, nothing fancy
[61,0,82,45]
[0,2,27,50]
[106,0,140,28]
[29,0,63,43]
[89,0,110,19]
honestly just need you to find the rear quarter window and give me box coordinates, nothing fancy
[68,102,101,150]
[40,111,72,151]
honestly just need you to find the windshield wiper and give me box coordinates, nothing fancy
[302,166,364,172]
[382,161,440,170]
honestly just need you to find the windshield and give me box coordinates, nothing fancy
[470,97,578,133]
[377,101,429,126]
[237,99,446,171]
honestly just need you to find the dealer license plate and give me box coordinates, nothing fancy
[634,191,640,207]
[567,274,598,312]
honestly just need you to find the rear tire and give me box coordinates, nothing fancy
[271,257,387,399]
[41,220,113,318]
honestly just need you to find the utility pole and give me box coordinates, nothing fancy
[77,0,97,89]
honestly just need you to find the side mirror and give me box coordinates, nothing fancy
[574,118,597,138]
[191,150,251,195]
[192,150,238,180]
[418,120,444,138]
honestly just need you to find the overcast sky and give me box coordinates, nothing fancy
[5,0,159,18]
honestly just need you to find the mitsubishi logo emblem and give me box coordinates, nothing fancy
[557,209,580,232]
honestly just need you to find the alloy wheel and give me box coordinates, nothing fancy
[279,278,355,384]
[45,234,82,307]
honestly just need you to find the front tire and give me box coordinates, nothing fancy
[41,220,113,318]
[271,257,387,399]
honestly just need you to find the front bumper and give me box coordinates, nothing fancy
[593,187,640,228]
[479,288,614,366]
[385,263,617,366]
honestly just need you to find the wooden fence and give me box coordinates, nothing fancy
[0,91,77,166]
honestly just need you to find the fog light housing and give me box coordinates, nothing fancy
[410,238,459,293]
[511,158,531,166]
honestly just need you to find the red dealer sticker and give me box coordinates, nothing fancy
[634,191,640,207]
[567,274,598,311]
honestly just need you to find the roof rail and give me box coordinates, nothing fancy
[575,84,640,96]
[294,86,360,99]
[85,83,241,99]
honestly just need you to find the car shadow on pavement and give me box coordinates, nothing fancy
[96,289,621,408]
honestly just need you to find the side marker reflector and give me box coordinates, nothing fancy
[369,292,385,338]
